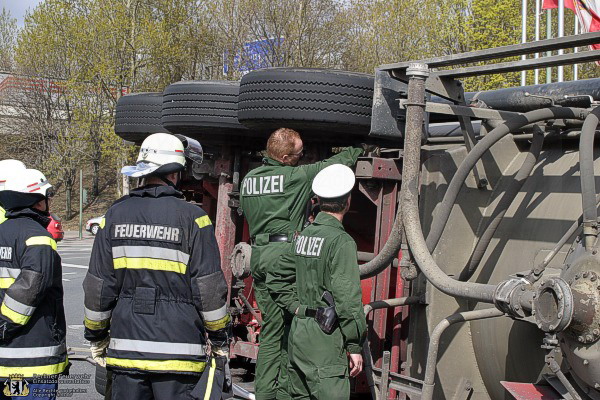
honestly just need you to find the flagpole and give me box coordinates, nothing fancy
[574,17,579,81]
[535,0,541,84]
[522,0,528,86]
[558,0,565,82]
[546,8,552,83]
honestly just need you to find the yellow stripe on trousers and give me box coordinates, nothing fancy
[106,357,205,373]
[0,358,69,378]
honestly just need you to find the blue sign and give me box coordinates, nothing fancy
[223,38,284,75]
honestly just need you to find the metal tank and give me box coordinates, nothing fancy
[366,31,600,400]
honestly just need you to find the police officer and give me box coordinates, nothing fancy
[83,133,231,400]
[239,128,362,400]
[0,168,68,399]
[0,160,26,224]
[268,164,367,400]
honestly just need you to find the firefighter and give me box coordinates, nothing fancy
[83,132,231,400]
[0,160,26,224]
[238,128,363,400]
[0,168,68,399]
[268,164,367,400]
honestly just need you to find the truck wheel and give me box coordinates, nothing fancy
[161,81,248,137]
[115,92,166,144]
[238,68,374,136]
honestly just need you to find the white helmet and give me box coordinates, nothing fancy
[0,159,26,191]
[122,132,185,178]
[312,164,355,199]
[0,169,54,211]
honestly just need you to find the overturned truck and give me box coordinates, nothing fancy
[114,31,600,399]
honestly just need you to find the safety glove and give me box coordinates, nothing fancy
[90,336,110,367]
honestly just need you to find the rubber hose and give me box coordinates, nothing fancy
[359,206,402,278]
[406,107,586,303]
[426,107,587,254]
[459,127,545,281]
[579,106,600,250]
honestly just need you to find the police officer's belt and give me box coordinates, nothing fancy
[250,234,289,245]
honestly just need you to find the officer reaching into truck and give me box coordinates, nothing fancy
[268,164,367,400]
[239,128,363,400]
[0,160,26,224]
[0,167,68,399]
[83,132,231,400]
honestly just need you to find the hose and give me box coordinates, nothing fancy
[459,127,545,281]
[421,308,505,400]
[359,207,403,278]
[579,106,600,250]
[426,107,588,254]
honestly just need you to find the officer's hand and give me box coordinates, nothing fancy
[360,143,380,157]
[90,337,110,367]
[349,353,363,377]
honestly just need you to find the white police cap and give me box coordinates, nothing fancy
[312,164,355,199]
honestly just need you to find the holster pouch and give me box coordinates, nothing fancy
[133,287,156,315]
[315,291,339,335]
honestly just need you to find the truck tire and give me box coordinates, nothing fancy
[115,92,166,143]
[238,68,374,136]
[161,81,248,136]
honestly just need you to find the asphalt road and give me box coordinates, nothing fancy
[57,233,100,399]
[56,232,255,399]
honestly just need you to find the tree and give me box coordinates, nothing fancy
[0,8,17,71]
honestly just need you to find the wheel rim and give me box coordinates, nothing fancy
[92,225,99,235]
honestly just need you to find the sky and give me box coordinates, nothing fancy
[1,0,44,27]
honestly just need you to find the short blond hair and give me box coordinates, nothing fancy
[266,128,301,160]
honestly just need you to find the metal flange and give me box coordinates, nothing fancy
[533,277,574,333]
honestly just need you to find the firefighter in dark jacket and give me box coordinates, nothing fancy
[83,133,231,400]
[0,168,68,399]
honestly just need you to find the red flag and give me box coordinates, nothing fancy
[543,0,600,52]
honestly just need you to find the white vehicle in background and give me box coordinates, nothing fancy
[86,215,104,235]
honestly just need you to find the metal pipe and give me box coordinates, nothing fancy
[547,9,552,83]
[403,63,497,303]
[460,127,545,281]
[362,340,380,400]
[579,107,600,250]
[547,357,582,400]
[363,296,422,316]
[427,107,588,256]
[558,0,565,82]
[238,293,262,326]
[359,210,403,279]
[421,308,505,400]
[527,193,600,282]
[521,0,528,86]
[358,252,399,268]
[535,0,541,84]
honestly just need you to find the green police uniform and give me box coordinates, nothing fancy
[268,212,367,399]
[239,147,362,400]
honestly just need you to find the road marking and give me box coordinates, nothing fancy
[68,325,84,330]
[63,263,88,269]
[62,279,71,282]
[63,272,76,275]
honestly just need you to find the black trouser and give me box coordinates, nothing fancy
[111,372,198,400]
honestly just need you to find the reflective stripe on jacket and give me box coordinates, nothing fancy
[0,208,68,377]
[83,185,230,375]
